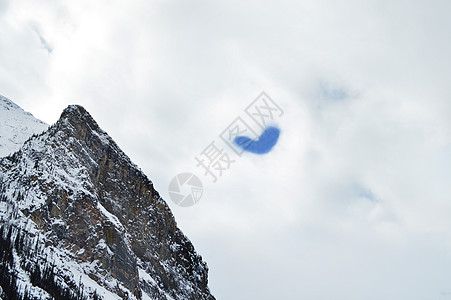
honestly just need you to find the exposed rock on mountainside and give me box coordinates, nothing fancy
[0,102,214,299]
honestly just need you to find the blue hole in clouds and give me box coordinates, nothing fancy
[353,184,378,202]
[234,126,280,154]
[320,83,348,101]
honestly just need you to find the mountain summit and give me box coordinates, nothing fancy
[0,95,48,157]
[0,100,214,299]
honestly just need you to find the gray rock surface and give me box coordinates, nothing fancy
[0,103,214,299]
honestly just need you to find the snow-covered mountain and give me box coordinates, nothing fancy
[0,98,214,299]
[0,95,48,157]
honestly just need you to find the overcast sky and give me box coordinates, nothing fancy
[2,0,451,299]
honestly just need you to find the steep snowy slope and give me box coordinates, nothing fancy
[0,95,49,157]
[0,103,214,299]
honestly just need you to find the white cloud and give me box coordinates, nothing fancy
[1,0,451,299]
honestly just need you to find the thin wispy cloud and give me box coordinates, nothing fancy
[32,27,53,53]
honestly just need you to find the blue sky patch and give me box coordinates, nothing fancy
[234,126,280,154]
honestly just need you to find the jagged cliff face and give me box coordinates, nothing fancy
[0,104,214,299]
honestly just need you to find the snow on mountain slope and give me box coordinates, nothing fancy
[0,101,214,299]
[0,94,48,157]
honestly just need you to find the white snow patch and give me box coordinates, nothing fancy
[0,95,48,157]
[97,202,124,231]
[139,268,176,300]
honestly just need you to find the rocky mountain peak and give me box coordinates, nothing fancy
[0,100,214,299]
[59,104,100,131]
[54,104,109,146]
